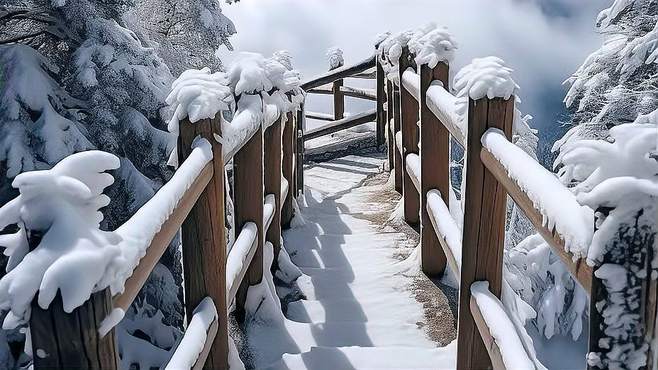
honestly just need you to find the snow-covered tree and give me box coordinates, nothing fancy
[0,0,234,367]
[508,0,658,347]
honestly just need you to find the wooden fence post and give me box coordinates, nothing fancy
[233,124,264,316]
[177,116,229,369]
[386,80,395,172]
[264,117,283,269]
[282,112,295,228]
[296,105,305,195]
[393,84,403,193]
[376,57,386,148]
[456,96,514,370]
[419,62,450,277]
[29,229,119,370]
[399,46,420,226]
[588,211,657,370]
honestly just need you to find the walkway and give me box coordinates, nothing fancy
[244,153,457,370]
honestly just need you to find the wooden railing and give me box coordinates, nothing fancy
[384,46,657,369]
[27,97,304,369]
[302,55,387,148]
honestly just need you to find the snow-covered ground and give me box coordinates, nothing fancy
[240,154,457,369]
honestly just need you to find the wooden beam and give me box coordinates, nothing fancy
[419,62,450,277]
[296,106,305,194]
[306,111,334,121]
[333,79,345,121]
[282,112,295,228]
[233,126,264,318]
[301,55,376,90]
[176,116,228,370]
[376,58,386,147]
[341,86,377,101]
[192,318,219,370]
[303,109,376,141]
[426,198,461,276]
[264,117,283,267]
[469,296,507,370]
[386,80,395,171]
[456,97,514,370]
[480,148,593,292]
[114,162,213,312]
[399,46,420,226]
[393,85,402,194]
[306,85,333,95]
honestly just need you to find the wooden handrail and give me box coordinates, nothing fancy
[301,55,376,90]
[480,147,593,292]
[114,162,214,311]
[340,86,377,101]
[303,109,376,141]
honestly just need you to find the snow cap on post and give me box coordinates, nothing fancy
[0,151,123,329]
[326,47,344,70]
[409,26,457,68]
[165,67,233,166]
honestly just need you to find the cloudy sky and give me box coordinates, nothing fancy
[219,0,607,158]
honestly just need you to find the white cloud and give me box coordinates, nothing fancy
[219,0,606,135]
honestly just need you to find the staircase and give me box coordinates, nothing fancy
[243,154,457,370]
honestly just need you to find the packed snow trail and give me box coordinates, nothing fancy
[243,153,457,370]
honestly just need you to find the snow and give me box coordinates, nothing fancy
[454,56,519,101]
[481,128,594,262]
[401,69,420,101]
[239,154,456,369]
[405,153,420,186]
[426,81,463,136]
[99,308,126,337]
[426,190,462,269]
[264,193,276,228]
[470,282,535,370]
[0,137,214,330]
[166,297,217,370]
[409,26,458,68]
[555,121,658,264]
[0,150,121,328]
[165,68,233,166]
[225,222,258,300]
[326,47,344,70]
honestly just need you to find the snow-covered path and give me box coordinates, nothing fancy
[244,153,457,370]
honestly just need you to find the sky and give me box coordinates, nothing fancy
[219,0,607,160]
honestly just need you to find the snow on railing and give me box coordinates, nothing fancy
[165,297,218,370]
[481,129,594,262]
[0,49,306,370]
[426,190,462,272]
[470,282,535,370]
[401,69,420,102]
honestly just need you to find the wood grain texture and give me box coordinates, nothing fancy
[399,46,420,226]
[480,148,593,292]
[376,59,386,147]
[233,125,264,317]
[282,112,295,228]
[386,80,395,171]
[115,162,213,312]
[419,63,450,277]
[178,117,229,369]
[300,55,375,90]
[393,86,403,193]
[333,79,345,121]
[296,107,305,195]
[31,288,119,370]
[264,117,283,268]
[456,97,514,370]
